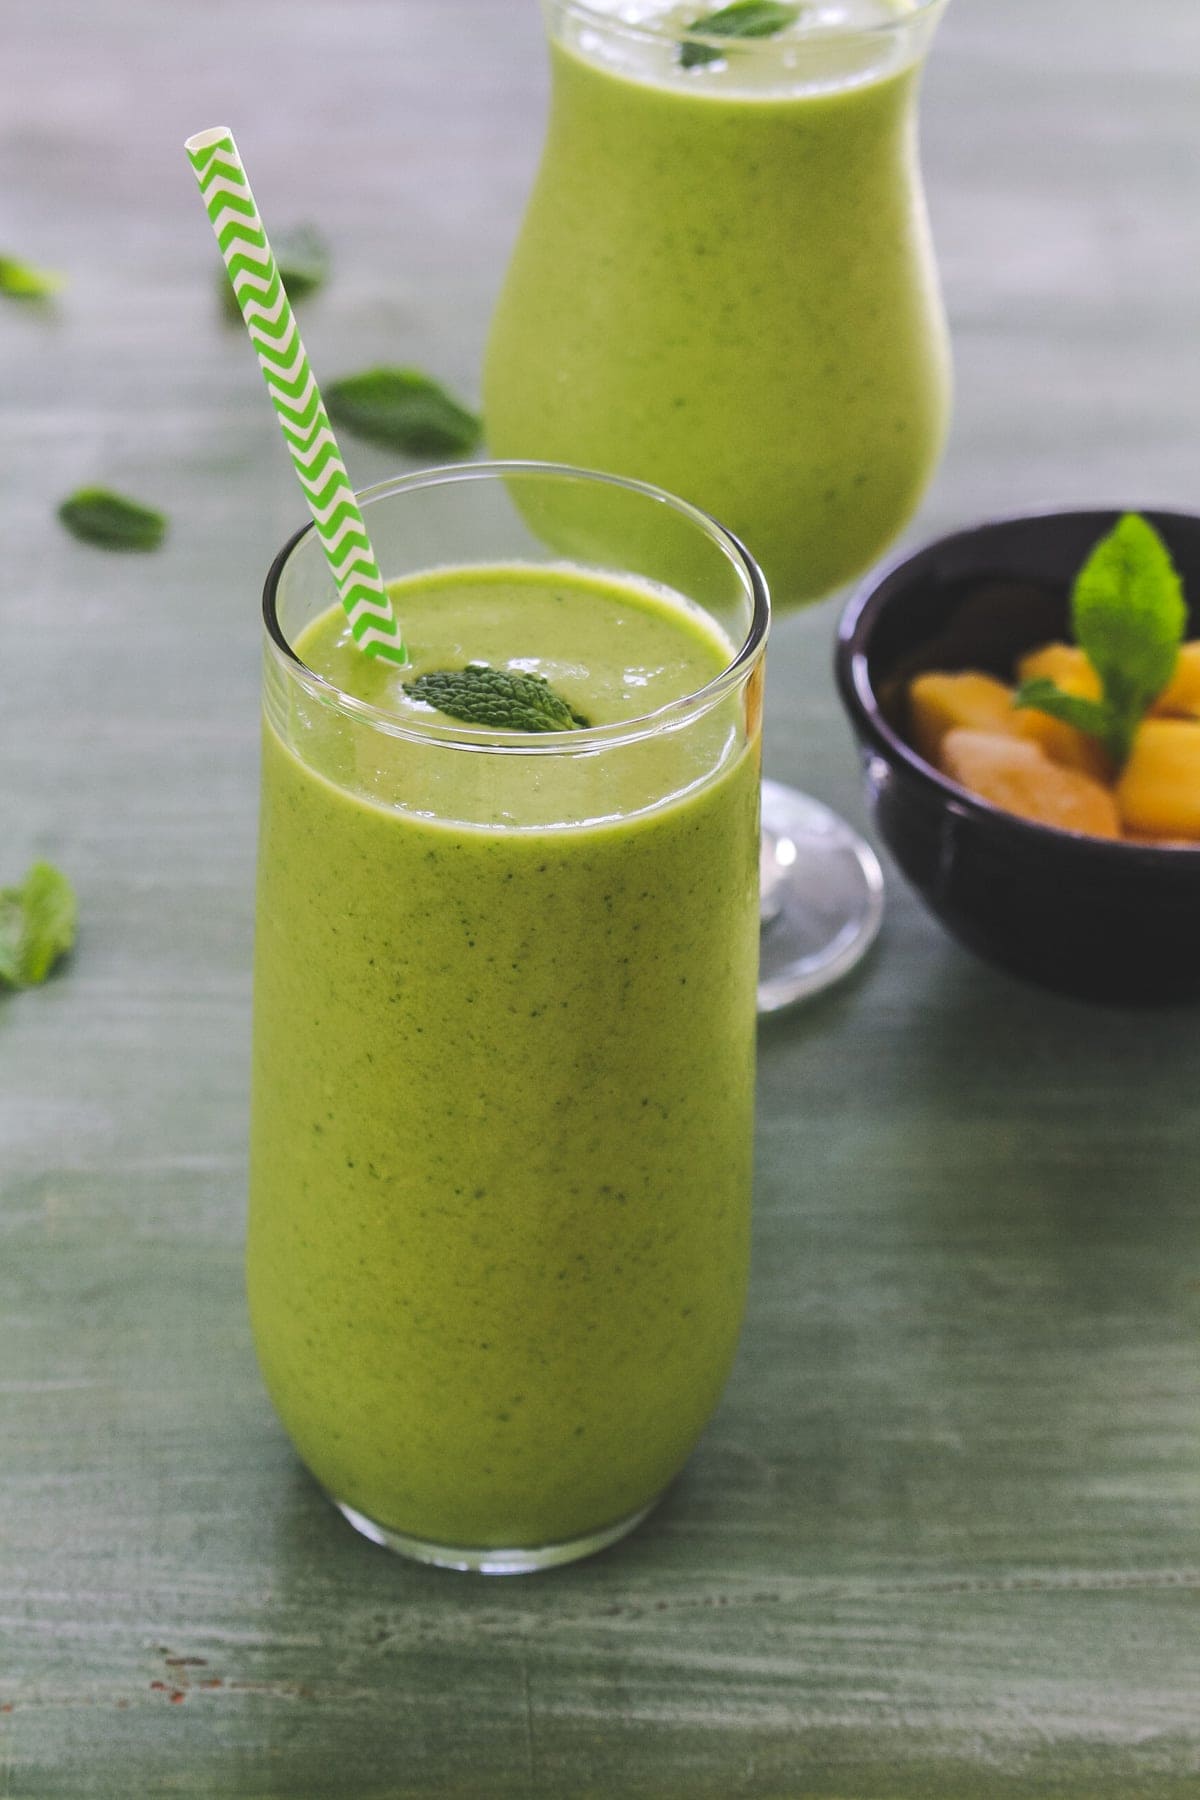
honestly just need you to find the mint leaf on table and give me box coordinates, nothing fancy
[220,223,329,320]
[325,367,482,457]
[58,488,167,551]
[0,863,77,989]
[680,0,801,68]
[404,666,591,732]
[0,254,64,300]
[1014,513,1186,768]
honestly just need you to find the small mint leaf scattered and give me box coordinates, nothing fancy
[680,0,801,69]
[404,665,590,732]
[1016,513,1185,770]
[0,863,77,989]
[58,488,167,552]
[325,367,482,457]
[221,223,329,320]
[0,254,64,300]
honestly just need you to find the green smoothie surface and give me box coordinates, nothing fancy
[294,560,734,733]
[559,0,931,96]
[279,561,749,831]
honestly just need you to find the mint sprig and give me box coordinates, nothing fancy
[325,367,482,458]
[58,488,167,552]
[404,666,590,732]
[0,863,77,989]
[1014,513,1186,769]
[680,1,801,69]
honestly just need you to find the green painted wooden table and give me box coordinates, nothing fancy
[3,1,1199,1793]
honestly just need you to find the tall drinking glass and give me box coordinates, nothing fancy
[484,0,952,1007]
[249,464,768,1572]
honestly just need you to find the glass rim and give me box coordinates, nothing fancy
[262,460,770,757]
[547,0,947,55]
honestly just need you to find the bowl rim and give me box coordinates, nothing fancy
[835,504,1200,862]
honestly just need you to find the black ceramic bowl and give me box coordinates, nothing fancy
[835,508,1200,1004]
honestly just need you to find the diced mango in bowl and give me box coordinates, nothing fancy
[907,649,1200,844]
[1012,645,1110,778]
[904,516,1199,846]
[940,729,1121,837]
[1151,642,1200,718]
[1116,720,1200,839]
[908,671,1017,764]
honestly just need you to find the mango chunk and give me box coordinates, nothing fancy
[1150,641,1200,719]
[908,671,1016,765]
[1014,707,1111,780]
[1115,719,1200,840]
[1012,642,1110,778]
[1015,642,1102,700]
[940,729,1121,839]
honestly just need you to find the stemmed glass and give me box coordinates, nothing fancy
[484,0,952,1008]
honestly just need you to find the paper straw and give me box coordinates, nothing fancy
[184,127,407,667]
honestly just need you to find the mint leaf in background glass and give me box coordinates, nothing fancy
[680,0,801,69]
[220,223,329,320]
[0,863,77,988]
[325,367,482,457]
[58,488,167,551]
[404,666,590,732]
[0,254,64,300]
[1014,513,1186,769]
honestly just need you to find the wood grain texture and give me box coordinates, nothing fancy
[2,0,1200,1793]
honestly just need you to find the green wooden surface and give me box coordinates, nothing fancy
[3,0,1200,1793]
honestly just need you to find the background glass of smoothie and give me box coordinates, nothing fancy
[484,0,951,1008]
[249,462,768,1572]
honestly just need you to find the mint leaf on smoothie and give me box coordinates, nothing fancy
[0,863,77,989]
[58,488,167,551]
[680,0,801,69]
[1014,513,1186,768]
[404,666,591,732]
[0,254,64,300]
[220,223,328,320]
[325,368,482,457]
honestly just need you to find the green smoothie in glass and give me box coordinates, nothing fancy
[485,0,951,605]
[486,0,950,1009]
[247,465,767,1571]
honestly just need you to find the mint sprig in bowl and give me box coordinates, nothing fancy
[835,508,1200,1005]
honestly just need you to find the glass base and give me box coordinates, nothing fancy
[758,780,885,1014]
[333,1493,660,1574]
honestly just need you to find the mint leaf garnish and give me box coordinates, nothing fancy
[221,224,328,320]
[0,863,77,989]
[680,0,801,69]
[58,488,167,552]
[1073,513,1185,724]
[1012,679,1112,742]
[404,666,590,732]
[325,368,482,457]
[0,255,63,300]
[1014,513,1186,769]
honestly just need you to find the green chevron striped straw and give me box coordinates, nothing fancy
[184,126,407,667]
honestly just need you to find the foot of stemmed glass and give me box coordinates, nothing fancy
[334,1493,659,1573]
[757,780,885,1013]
